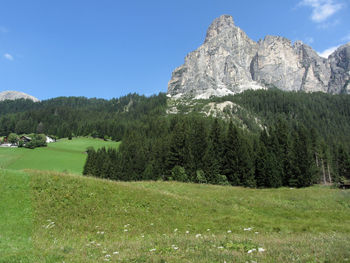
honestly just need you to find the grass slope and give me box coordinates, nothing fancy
[0,169,34,263]
[1,138,349,262]
[0,138,120,174]
[25,171,350,262]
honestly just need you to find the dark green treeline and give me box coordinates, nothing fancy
[83,115,350,188]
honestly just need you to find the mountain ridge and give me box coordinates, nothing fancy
[168,15,350,99]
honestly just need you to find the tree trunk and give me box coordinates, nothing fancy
[327,163,332,183]
[321,158,326,184]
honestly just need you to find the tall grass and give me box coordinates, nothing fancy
[27,171,350,262]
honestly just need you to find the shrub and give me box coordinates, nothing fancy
[195,170,207,184]
[171,166,188,182]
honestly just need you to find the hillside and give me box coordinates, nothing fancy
[0,93,167,140]
[1,169,349,262]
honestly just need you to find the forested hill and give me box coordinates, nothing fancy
[1,90,350,187]
[1,90,350,148]
[210,90,350,149]
[0,93,167,140]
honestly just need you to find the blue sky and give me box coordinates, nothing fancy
[0,0,349,100]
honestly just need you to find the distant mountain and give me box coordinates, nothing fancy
[0,90,39,102]
[168,15,350,99]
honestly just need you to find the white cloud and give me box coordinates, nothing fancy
[299,0,343,23]
[317,18,340,29]
[317,45,339,58]
[4,53,14,61]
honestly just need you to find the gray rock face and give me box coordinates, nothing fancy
[168,15,261,99]
[251,36,305,92]
[168,15,349,98]
[328,43,350,94]
[294,42,331,93]
[0,90,39,102]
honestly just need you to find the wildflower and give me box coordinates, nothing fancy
[45,221,55,229]
[174,228,178,232]
[217,246,224,249]
[244,227,252,231]
[185,231,189,234]
[227,230,232,233]
[195,234,201,238]
[255,232,259,234]
[113,251,119,255]
[149,248,156,252]
[207,229,210,231]
[105,254,111,258]
[247,248,256,254]
[258,247,265,252]
[124,229,128,232]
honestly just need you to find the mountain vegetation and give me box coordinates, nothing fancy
[1,90,350,187]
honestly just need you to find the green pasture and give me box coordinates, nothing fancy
[0,169,34,262]
[0,137,120,174]
[0,137,349,262]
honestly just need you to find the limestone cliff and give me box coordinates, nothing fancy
[168,15,349,98]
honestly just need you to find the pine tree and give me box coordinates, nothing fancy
[290,125,316,187]
[337,146,350,180]
[187,119,208,175]
[166,120,187,175]
[222,121,239,185]
[204,119,224,184]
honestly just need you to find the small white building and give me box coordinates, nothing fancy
[46,136,55,143]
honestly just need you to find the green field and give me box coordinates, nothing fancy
[0,137,120,174]
[1,138,350,262]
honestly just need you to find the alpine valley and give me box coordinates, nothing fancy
[1,14,350,263]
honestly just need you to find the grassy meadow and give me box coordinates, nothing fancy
[0,137,350,262]
[0,137,120,174]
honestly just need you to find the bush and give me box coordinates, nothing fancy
[18,140,25,147]
[24,134,47,149]
[215,174,230,186]
[171,166,188,182]
[8,133,19,144]
[195,170,207,184]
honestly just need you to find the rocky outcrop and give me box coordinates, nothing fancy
[0,90,39,102]
[168,15,262,99]
[328,43,350,94]
[168,15,349,98]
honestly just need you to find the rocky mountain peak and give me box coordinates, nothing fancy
[204,15,235,43]
[0,90,39,102]
[168,15,350,99]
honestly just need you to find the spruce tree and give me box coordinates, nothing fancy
[166,120,187,175]
[204,119,224,184]
[337,146,350,180]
